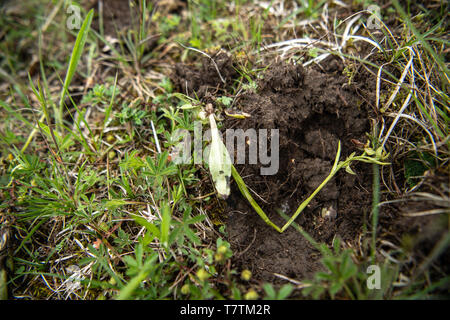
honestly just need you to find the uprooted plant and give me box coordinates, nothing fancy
[207,115,390,233]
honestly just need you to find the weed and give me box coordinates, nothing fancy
[81,84,118,107]
[117,102,149,126]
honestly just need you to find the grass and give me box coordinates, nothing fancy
[0,0,449,300]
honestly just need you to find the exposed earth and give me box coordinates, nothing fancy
[173,53,449,285]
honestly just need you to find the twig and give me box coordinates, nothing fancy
[176,42,226,84]
[237,228,257,258]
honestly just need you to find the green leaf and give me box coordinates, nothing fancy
[345,165,356,175]
[187,214,206,224]
[104,199,128,210]
[160,203,171,247]
[58,9,94,130]
[332,237,341,255]
[142,230,154,246]
[179,103,196,109]
[375,146,384,159]
[184,227,201,244]
[341,253,357,280]
[322,257,338,275]
[364,148,376,155]
[329,281,343,298]
[316,271,334,281]
[278,284,294,299]
[116,252,158,300]
[262,283,276,299]
[132,216,161,238]
[123,255,137,269]
[217,96,233,107]
[232,287,242,300]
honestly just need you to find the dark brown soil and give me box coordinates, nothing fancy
[89,0,186,36]
[173,51,239,101]
[88,0,135,37]
[222,59,375,283]
[172,53,375,282]
[170,51,449,290]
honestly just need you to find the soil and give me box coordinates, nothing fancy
[2,0,447,300]
[172,54,449,287]
[223,59,375,283]
[173,50,240,101]
[89,0,186,37]
[87,0,134,37]
[173,54,375,283]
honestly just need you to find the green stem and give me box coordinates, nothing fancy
[280,165,340,232]
[371,162,380,263]
[231,165,282,232]
[280,141,342,232]
[231,139,389,234]
[116,271,149,300]
[231,142,343,233]
[370,123,381,264]
[21,113,45,153]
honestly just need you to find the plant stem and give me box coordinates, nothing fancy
[231,165,282,232]
[280,166,340,232]
[371,162,380,263]
[232,139,389,234]
[280,141,342,232]
[21,113,46,153]
[231,141,343,233]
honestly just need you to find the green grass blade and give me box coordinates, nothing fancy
[13,219,46,255]
[370,162,380,264]
[100,72,118,143]
[160,203,171,247]
[0,100,33,129]
[57,9,94,132]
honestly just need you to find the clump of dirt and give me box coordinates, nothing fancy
[173,51,240,101]
[223,59,374,283]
